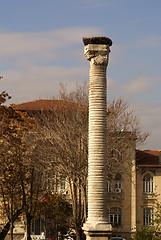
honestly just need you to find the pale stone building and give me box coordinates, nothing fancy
[107,149,161,240]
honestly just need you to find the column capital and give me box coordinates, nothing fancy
[84,44,111,66]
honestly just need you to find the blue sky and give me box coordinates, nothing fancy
[0,0,161,149]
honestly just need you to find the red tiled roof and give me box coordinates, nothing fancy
[136,150,161,167]
[13,101,161,168]
[13,99,80,111]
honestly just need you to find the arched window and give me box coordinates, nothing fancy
[115,173,122,193]
[143,173,153,193]
[107,207,122,226]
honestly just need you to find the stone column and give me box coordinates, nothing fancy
[82,37,112,240]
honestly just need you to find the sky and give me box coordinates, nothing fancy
[0,0,161,150]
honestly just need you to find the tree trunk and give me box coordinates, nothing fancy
[0,222,10,240]
[0,208,22,240]
[26,215,32,240]
[75,226,85,240]
[10,222,14,240]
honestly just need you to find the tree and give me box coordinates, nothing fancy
[134,197,161,240]
[0,91,11,105]
[0,86,44,240]
[21,158,44,240]
[0,106,32,239]
[36,99,88,240]
[134,225,154,240]
[0,105,43,240]
[106,98,149,177]
[0,88,15,240]
[35,82,149,240]
[36,192,72,238]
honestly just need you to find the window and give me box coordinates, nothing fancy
[59,179,66,194]
[107,174,112,193]
[107,180,111,193]
[107,207,122,227]
[115,174,122,193]
[143,174,153,193]
[42,172,58,193]
[143,208,154,225]
[60,179,66,190]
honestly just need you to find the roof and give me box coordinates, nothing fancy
[136,150,161,167]
[13,100,161,169]
[13,99,81,111]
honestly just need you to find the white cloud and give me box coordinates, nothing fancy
[0,26,102,103]
[133,35,161,48]
[118,35,161,50]
[1,64,89,104]
[0,27,102,64]
[133,101,161,150]
[108,76,161,150]
[109,35,161,67]
[123,76,160,95]
[109,44,125,66]
[108,76,160,96]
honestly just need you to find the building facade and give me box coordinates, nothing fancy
[107,149,161,240]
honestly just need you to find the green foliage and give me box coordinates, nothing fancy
[36,192,72,237]
[135,225,161,240]
[134,225,154,240]
[135,196,161,240]
[36,192,72,223]
[154,200,161,230]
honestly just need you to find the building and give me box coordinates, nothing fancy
[1,99,161,240]
[107,149,161,240]
[136,150,161,229]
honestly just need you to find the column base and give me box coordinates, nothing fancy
[83,222,112,240]
[84,230,111,240]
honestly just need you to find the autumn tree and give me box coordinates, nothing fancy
[0,91,11,105]
[36,192,72,238]
[35,82,149,240]
[106,98,149,179]
[0,106,32,239]
[0,105,44,240]
[0,76,11,105]
[21,155,44,240]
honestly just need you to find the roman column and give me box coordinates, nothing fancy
[82,37,112,240]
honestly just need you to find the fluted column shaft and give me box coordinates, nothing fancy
[82,37,112,237]
[88,58,108,222]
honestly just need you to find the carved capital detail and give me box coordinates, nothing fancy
[91,55,109,66]
[84,44,110,66]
